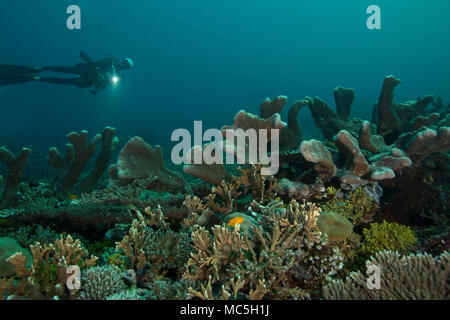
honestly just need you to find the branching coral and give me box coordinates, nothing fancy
[0,237,32,278]
[183,195,206,214]
[116,210,191,278]
[234,164,278,203]
[2,75,449,301]
[106,289,147,300]
[3,235,97,299]
[185,222,310,300]
[184,199,350,299]
[323,250,450,300]
[184,225,249,283]
[79,265,126,300]
[146,279,191,300]
[204,180,241,215]
[181,195,205,230]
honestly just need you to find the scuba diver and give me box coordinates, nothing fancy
[0,51,133,95]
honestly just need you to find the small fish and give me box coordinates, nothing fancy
[227,216,244,227]
[105,225,128,241]
[68,195,81,205]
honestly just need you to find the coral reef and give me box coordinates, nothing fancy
[0,237,32,278]
[306,86,361,140]
[48,127,118,195]
[79,265,126,300]
[116,206,191,280]
[323,250,449,300]
[110,136,190,194]
[316,212,353,242]
[0,146,30,207]
[321,186,379,224]
[0,75,449,300]
[183,145,231,185]
[361,221,417,256]
[0,235,97,299]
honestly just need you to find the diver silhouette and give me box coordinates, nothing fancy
[0,51,133,95]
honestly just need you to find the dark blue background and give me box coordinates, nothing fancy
[0,0,449,179]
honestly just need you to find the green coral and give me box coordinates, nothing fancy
[105,252,127,270]
[321,187,376,223]
[35,262,59,292]
[361,221,417,256]
[2,225,60,248]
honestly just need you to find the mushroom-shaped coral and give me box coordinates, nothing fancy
[300,139,337,178]
[112,136,189,193]
[183,144,231,185]
[317,212,353,242]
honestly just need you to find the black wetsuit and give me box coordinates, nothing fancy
[38,55,117,88]
[0,52,120,94]
[0,65,38,85]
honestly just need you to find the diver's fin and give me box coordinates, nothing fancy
[0,73,38,85]
[80,51,93,63]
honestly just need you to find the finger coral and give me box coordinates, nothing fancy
[47,127,118,195]
[0,146,30,207]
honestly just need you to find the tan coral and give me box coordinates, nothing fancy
[205,180,241,214]
[183,195,206,214]
[183,144,231,185]
[234,164,278,203]
[4,235,97,299]
[184,225,249,283]
[300,139,337,179]
[323,250,450,300]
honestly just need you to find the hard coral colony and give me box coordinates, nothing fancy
[0,76,449,300]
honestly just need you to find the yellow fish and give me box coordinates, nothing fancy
[227,216,244,227]
[68,194,81,205]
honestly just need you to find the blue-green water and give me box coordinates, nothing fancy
[0,0,449,174]
[0,1,449,302]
